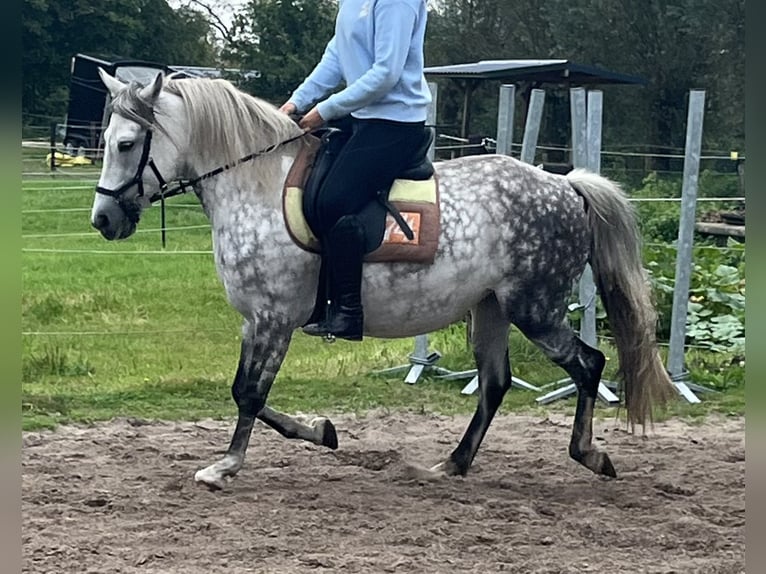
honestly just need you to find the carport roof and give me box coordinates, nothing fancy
[424,59,646,86]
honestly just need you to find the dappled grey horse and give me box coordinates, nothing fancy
[91,71,675,490]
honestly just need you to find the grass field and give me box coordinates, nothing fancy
[21,154,745,431]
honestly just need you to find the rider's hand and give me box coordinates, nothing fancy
[278,102,297,115]
[299,106,325,132]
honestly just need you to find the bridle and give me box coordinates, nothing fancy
[95,126,306,246]
[95,128,307,204]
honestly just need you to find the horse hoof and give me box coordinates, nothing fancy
[600,453,617,478]
[402,462,446,481]
[313,417,338,450]
[194,467,226,491]
[431,459,464,477]
[574,449,617,479]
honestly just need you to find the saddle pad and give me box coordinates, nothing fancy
[283,136,440,264]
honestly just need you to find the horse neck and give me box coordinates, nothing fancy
[167,89,304,230]
[195,143,316,277]
[191,144,298,228]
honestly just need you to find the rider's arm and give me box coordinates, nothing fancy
[288,36,344,113]
[316,1,418,120]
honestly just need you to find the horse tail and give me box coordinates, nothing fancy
[566,168,676,428]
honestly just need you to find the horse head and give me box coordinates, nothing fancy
[91,68,186,240]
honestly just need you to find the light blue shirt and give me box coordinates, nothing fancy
[288,0,432,123]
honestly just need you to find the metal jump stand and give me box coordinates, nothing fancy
[374,83,540,392]
[372,334,459,384]
[451,84,545,396]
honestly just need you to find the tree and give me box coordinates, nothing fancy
[423,0,744,157]
[224,0,337,104]
[22,0,218,119]
[424,1,567,142]
[176,0,240,45]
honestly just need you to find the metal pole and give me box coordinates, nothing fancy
[453,82,539,395]
[571,87,591,343]
[584,90,618,404]
[460,81,474,144]
[519,89,545,165]
[537,87,618,405]
[570,88,588,169]
[49,122,57,172]
[586,91,603,173]
[427,81,438,161]
[406,82,441,383]
[496,84,515,157]
[579,90,603,347]
[667,90,707,403]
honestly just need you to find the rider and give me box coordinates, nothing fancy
[279,0,432,342]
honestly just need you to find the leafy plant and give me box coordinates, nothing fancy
[643,239,744,352]
[685,259,745,352]
[698,168,742,199]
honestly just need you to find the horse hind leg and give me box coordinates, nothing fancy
[517,318,616,478]
[430,293,512,477]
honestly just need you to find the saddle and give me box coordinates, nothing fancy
[282,127,440,264]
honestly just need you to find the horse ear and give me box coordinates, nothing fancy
[138,72,164,103]
[98,67,127,98]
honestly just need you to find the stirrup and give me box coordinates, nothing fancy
[302,307,363,342]
[302,321,337,343]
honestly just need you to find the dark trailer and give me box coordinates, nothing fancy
[63,53,260,154]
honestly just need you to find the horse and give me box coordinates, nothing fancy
[91,69,676,490]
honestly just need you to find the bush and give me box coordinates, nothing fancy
[698,168,742,199]
[629,172,683,243]
[628,169,744,244]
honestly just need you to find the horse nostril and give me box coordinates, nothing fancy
[93,213,110,231]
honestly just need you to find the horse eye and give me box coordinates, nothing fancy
[118,141,135,152]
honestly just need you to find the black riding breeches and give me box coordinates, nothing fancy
[313,116,426,237]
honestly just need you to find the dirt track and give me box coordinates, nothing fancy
[23,411,745,573]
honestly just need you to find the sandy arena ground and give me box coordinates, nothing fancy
[22,411,745,573]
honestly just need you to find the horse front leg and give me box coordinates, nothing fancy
[257,406,339,450]
[194,317,293,490]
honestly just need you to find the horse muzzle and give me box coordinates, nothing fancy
[91,197,138,240]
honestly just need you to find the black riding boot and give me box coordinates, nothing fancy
[302,215,365,341]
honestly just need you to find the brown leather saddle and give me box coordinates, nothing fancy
[282,127,440,264]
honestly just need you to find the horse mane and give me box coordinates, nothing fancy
[162,77,304,165]
[110,77,305,192]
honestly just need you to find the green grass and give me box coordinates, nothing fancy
[21,159,746,430]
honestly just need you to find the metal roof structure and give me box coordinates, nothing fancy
[167,65,261,81]
[424,59,646,86]
[423,59,646,141]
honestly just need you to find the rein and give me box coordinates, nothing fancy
[95,128,307,247]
